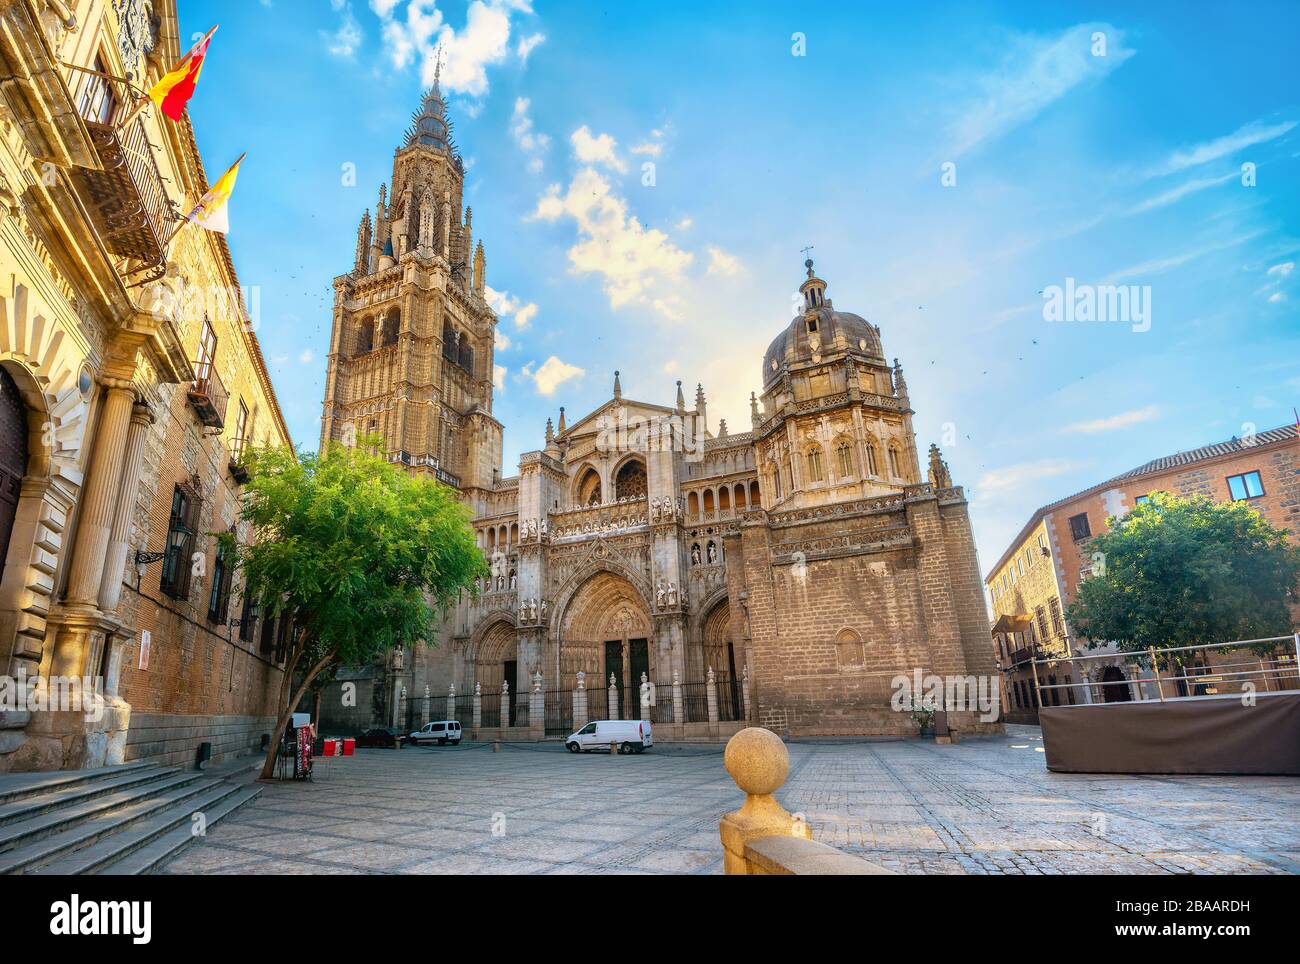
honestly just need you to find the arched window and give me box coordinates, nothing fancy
[0,366,29,586]
[355,317,374,355]
[806,448,823,483]
[576,466,602,506]
[888,445,901,478]
[835,628,864,668]
[836,442,854,478]
[749,479,760,506]
[703,489,715,516]
[687,491,700,517]
[865,439,879,476]
[614,458,647,500]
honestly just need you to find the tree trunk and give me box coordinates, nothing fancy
[258,645,339,780]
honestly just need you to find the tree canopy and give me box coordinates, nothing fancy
[225,437,486,777]
[1066,492,1300,654]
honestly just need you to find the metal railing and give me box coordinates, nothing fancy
[1030,634,1300,705]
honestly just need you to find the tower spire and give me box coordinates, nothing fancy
[613,370,622,400]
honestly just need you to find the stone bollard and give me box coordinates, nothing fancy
[719,727,811,875]
[573,671,588,731]
[610,739,619,757]
[492,740,501,753]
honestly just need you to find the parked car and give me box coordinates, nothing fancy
[409,720,462,746]
[357,727,408,749]
[565,719,653,754]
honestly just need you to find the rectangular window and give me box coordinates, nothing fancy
[207,540,233,624]
[196,316,217,374]
[1226,470,1264,501]
[1135,494,1151,505]
[232,400,249,462]
[238,587,257,643]
[75,55,118,126]
[1068,512,1091,541]
[1048,597,1065,637]
[160,485,198,599]
[259,610,278,655]
[1035,606,1049,644]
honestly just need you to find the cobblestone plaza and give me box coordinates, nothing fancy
[160,730,1300,875]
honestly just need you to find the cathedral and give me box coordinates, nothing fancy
[318,82,998,739]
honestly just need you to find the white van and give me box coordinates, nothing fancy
[410,720,462,746]
[565,719,653,754]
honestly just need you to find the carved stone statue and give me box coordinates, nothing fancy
[655,581,667,608]
[667,582,679,606]
[707,542,718,564]
[691,544,701,565]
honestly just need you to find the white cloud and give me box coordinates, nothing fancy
[529,167,693,309]
[371,0,535,97]
[674,217,693,231]
[975,458,1091,500]
[324,0,363,58]
[570,126,627,173]
[1266,261,1294,278]
[514,303,538,329]
[1127,171,1235,215]
[484,284,539,329]
[706,246,742,277]
[516,31,545,64]
[510,97,550,172]
[494,329,511,350]
[298,348,315,364]
[1062,405,1161,435]
[493,363,506,391]
[1268,291,1286,303]
[1152,119,1297,177]
[949,23,1133,157]
[1099,232,1259,285]
[532,355,584,395]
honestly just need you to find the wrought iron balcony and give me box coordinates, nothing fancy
[64,65,174,286]
[188,360,229,430]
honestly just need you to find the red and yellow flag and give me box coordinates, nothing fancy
[147,26,217,121]
[184,152,245,235]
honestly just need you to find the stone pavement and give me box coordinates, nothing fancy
[158,730,1300,875]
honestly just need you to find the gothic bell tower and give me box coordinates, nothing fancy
[320,70,502,499]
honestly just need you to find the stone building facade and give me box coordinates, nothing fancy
[987,423,1300,719]
[0,0,292,771]
[318,89,998,738]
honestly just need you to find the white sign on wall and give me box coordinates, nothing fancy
[139,629,151,671]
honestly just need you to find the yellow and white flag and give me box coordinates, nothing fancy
[184,152,245,234]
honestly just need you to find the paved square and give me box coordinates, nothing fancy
[160,731,1300,875]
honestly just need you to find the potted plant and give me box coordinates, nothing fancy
[910,698,936,738]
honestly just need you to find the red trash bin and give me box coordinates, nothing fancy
[322,738,337,757]
[342,738,355,756]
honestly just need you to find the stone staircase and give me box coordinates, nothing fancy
[0,761,260,874]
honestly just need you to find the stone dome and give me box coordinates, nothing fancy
[762,305,884,386]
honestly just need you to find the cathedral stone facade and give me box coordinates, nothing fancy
[319,87,998,739]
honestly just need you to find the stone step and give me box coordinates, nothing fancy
[0,765,172,828]
[98,785,262,875]
[0,770,202,853]
[0,761,156,806]
[29,781,247,876]
[0,776,223,874]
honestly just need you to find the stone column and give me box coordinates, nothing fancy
[706,665,719,725]
[446,683,456,723]
[63,380,136,613]
[573,671,588,730]
[672,669,684,725]
[472,681,482,735]
[742,663,753,721]
[608,673,620,721]
[639,671,651,719]
[96,401,153,614]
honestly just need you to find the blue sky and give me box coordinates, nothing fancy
[181,0,1299,567]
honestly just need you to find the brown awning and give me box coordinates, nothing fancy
[991,613,1033,635]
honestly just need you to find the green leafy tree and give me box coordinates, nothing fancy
[224,437,486,779]
[1067,493,1300,660]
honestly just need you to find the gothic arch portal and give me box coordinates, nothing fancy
[473,617,518,695]
[553,569,653,713]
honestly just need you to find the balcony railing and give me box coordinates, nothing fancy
[64,64,174,285]
[188,360,229,430]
